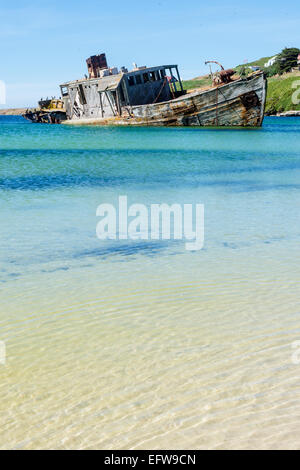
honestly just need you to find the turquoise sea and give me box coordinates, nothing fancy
[0,116,300,449]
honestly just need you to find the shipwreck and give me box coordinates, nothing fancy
[59,53,267,127]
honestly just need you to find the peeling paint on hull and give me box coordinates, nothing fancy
[63,72,267,128]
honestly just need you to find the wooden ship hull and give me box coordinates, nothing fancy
[60,55,267,128]
[23,109,67,124]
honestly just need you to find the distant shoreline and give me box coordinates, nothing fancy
[273,110,300,117]
[0,108,32,116]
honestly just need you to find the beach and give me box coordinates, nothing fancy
[0,116,300,449]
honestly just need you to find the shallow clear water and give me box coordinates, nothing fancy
[0,116,300,449]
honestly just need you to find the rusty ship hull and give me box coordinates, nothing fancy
[23,109,67,124]
[23,99,67,124]
[63,72,267,128]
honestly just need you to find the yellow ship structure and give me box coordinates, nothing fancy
[23,98,66,124]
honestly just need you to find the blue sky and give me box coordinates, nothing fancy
[0,0,300,107]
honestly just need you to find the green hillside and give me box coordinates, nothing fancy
[181,76,211,91]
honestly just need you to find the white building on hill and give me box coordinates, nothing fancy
[264,56,278,68]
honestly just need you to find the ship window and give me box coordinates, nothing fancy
[61,86,69,97]
[143,73,149,83]
[128,76,135,86]
[136,75,142,85]
[150,71,156,81]
[160,69,166,79]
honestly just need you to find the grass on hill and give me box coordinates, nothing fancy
[235,56,273,75]
[181,76,212,91]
